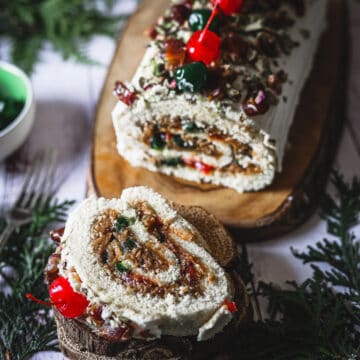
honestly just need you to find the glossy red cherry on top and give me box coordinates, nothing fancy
[224,299,238,313]
[49,276,89,318]
[211,0,243,15]
[27,276,89,319]
[187,30,221,65]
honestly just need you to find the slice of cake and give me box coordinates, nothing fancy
[45,187,249,359]
[112,0,327,192]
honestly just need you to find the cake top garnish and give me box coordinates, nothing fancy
[115,0,310,117]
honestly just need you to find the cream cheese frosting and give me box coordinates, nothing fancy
[59,187,233,341]
[112,0,327,192]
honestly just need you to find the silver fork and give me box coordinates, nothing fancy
[0,150,57,254]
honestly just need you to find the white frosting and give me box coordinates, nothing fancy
[59,187,233,341]
[112,0,327,192]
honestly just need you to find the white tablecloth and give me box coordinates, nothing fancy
[0,1,359,358]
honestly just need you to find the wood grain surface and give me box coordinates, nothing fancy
[89,0,347,241]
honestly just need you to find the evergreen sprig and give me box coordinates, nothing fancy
[0,199,74,360]
[236,171,360,360]
[1,171,360,359]
[0,0,139,74]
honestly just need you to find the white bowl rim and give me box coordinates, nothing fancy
[0,61,34,138]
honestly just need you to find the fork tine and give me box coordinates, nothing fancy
[28,151,54,209]
[20,151,46,208]
[37,150,57,211]
[14,151,45,209]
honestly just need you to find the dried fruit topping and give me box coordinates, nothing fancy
[115,216,134,232]
[211,0,243,16]
[160,157,183,167]
[146,26,158,39]
[257,32,280,58]
[122,238,137,251]
[183,158,215,175]
[170,4,191,24]
[224,299,238,313]
[243,89,270,116]
[116,261,130,273]
[165,39,186,70]
[183,121,203,133]
[206,67,239,101]
[223,32,248,61]
[172,134,194,149]
[175,62,208,93]
[87,303,104,324]
[189,9,220,33]
[49,277,89,318]
[266,73,284,94]
[169,79,177,89]
[150,132,167,150]
[114,81,137,106]
[185,262,197,282]
[50,227,65,243]
[26,276,89,319]
[45,253,61,283]
[187,30,221,65]
[100,325,131,342]
[182,0,193,9]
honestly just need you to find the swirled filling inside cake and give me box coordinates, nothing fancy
[139,116,262,176]
[91,205,214,299]
[51,187,237,342]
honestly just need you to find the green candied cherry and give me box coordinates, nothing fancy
[183,121,203,133]
[174,62,208,93]
[150,132,167,150]
[115,216,135,232]
[122,238,137,251]
[160,157,183,167]
[189,9,220,33]
[116,261,130,273]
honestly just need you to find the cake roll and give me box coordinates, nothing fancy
[112,0,327,192]
[45,187,249,359]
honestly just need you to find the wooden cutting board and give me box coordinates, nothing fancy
[88,0,347,241]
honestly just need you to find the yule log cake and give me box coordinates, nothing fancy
[112,0,327,193]
[42,187,249,358]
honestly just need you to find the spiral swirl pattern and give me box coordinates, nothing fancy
[60,187,234,341]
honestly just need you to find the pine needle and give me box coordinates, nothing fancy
[236,171,360,359]
[0,199,74,359]
[0,0,141,74]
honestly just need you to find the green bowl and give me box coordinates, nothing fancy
[0,61,35,160]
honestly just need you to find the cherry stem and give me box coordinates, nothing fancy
[198,1,220,43]
[26,293,62,307]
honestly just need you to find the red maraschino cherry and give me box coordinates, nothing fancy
[211,0,243,15]
[187,30,221,65]
[224,299,238,313]
[26,276,89,318]
[183,158,215,175]
[187,1,222,65]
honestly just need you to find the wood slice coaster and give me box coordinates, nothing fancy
[88,0,347,242]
